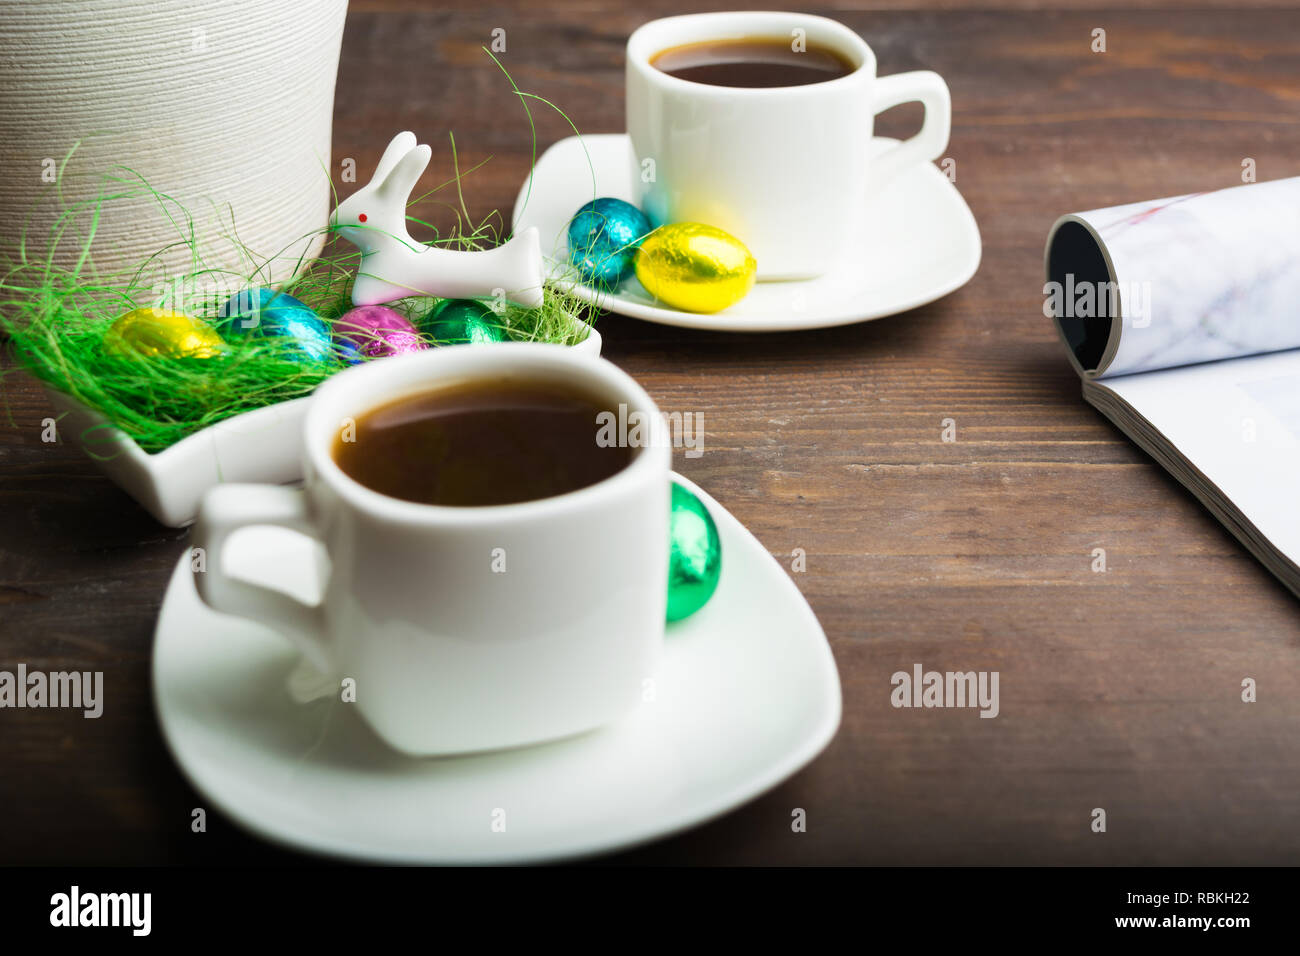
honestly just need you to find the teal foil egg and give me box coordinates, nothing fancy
[217,287,332,362]
[567,198,651,288]
[667,481,722,622]
[420,298,508,345]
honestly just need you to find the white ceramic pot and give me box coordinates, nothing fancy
[0,0,348,280]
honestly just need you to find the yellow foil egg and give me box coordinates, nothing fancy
[104,308,225,359]
[634,223,756,313]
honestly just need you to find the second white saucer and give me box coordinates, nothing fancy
[153,474,841,864]
[512,133,981,332]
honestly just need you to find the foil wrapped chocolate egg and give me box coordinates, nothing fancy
[420,299,508,345]
[216,287,332,362]
[667,480,722,622]
[634,223,756,314]
[333,305,427,363]
[567,197,651,288]
[103,308,225,359]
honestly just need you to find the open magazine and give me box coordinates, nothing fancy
[1044,176,1300,598]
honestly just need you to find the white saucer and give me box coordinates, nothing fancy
[512,133,981,332]
[152,474,841,864]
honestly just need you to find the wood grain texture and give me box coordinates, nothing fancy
[2,0,1299,865]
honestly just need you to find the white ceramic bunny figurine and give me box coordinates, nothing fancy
[331,131,546,309]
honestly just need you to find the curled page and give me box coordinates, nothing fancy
[1043,176,1300,379]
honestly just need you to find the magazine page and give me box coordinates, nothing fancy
[1086,348,1300,578]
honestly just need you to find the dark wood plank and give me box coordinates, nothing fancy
[3,1,1300,864]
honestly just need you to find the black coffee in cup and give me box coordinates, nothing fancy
[333,380,631,506]
[651,37,855,88]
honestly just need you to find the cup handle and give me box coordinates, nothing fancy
[868,70,952,191]
[192,484,332,675]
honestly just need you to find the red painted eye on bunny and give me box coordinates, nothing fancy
[358,213,368,223]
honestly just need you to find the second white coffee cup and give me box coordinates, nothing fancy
[627,11,951,280]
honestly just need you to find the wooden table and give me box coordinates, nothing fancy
[3,0,1299,865]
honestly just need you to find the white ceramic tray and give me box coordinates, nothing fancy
[46,323,601,528]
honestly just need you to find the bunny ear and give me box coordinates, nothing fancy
[376,143,432,205]
[371,131,419,185]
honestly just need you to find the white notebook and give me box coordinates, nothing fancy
[1045,177,1300,598]
[1045,178,1300,595]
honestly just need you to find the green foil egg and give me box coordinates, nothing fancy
[421,298,508,345]
[667,480,722,622]
[634,223,756,314]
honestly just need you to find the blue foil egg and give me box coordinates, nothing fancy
[216,287,332,363]
[566,198,651,288]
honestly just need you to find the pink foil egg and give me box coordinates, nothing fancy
[333,305,427,363]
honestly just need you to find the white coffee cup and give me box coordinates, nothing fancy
[192,344,671,756]
[627,11,951,279]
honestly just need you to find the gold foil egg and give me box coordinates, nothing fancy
[104,308,225,359]
[634,223,756,313]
